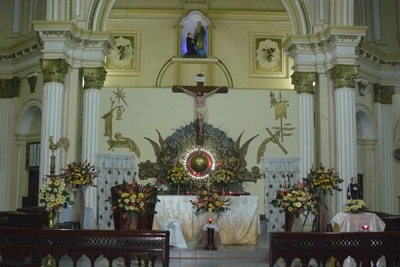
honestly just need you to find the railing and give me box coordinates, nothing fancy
[270,232,400,267]
[0,227,169,267]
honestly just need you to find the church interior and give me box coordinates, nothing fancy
[1,0,400,266]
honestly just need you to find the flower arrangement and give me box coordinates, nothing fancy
[190,187,230,217]
[305,164,344,195]
[344,199,366,213]
[166,164,190,185]
[110,180,159,216]
[60,160,97,188]
[270,180,319,218]
[39,178,70,212]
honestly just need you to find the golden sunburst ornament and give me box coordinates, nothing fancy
[181,146,216,179]
[113,87,128,106]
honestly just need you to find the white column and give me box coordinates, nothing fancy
[39,59,69,185]
[331,65,359,210]
[39,82,64,182]
[0,98,15,210]
[377,105,393,212]
[81,67,106,227]
[292,72,316,177]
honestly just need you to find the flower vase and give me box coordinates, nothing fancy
[48,210,55,229]
[291,213,314,232]
[178,184,180,195]
[124,213,138,229]
[285,212,294,232]
[350,209,360,214]
[73,186,86,229]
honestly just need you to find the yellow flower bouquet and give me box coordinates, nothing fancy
[344,199,366,213]
[166,164,190,194]
[39,178,70,212]
[60,160,97,188]
[270,180,319,218]
[305,165,343,195]
[191,187,230,218]
[110,180,159,216]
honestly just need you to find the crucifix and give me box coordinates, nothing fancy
[172,74,228,145]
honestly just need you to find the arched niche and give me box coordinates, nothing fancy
[19,101,42,135]
[356,105,375,140]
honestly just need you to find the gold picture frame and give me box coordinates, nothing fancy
[250,33,287,78]
[106,32,140,75]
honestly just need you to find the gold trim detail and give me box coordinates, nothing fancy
[291,72,316,95]
[82,68,107,89]
[330,65,359,89]
[41,59,70,84]
[373,84,394,104]
[0,77,20,98]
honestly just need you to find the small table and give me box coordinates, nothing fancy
[331,212,386,232]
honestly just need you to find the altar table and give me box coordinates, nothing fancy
[331,212,386,232]
[152,195,259,245]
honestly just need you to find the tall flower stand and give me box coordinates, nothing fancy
[203,223,218,250]
[285,212,294,232]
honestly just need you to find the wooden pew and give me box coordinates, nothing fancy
[0,227,170,267]
[270,232,400,267]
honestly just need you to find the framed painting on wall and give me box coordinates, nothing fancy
[250,33,287,78]
[106,32,140,74]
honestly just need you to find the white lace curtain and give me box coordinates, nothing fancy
[263,157,301,233]
[96,153,136,230]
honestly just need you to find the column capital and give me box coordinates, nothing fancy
[373,83,394,104]
[330,65,359,89]
[41,59,69,84]
[82,67,107,89]
[0,77,20,98]
[291,72,316,95]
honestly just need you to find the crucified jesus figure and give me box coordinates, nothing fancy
[178,86,221,139]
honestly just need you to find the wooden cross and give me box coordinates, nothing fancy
[172,74,228,94]
[172,74,228,145]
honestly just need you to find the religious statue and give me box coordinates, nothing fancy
[347,176,362,199]
[178,86,221,141]
[194,21,206,56]
[184,32,197,56]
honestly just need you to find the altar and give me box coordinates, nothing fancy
[152,195,259,245]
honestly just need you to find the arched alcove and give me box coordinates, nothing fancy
[356,105,375,140]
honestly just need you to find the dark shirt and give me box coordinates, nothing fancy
[347,182,361,199]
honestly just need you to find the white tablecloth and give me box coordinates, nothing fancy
[331,212,386,232]
[152,195,259,245]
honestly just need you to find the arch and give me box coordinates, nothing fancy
[19,99,42,135]
[281,0,312,34]
[87,0,115,31]
[355,104,375,140]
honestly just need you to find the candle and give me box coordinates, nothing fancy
[186,190,190,195]
[361,224,369,231]
[208,218,212,224]
[229,191,233,195]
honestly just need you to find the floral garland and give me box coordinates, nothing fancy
[60,160,97,188]
[39,178,70,212]
[344,199,366,213]
[305,165,343,195]
[110,180,159,216]
[270,180,319,218]
[191,187,230,217]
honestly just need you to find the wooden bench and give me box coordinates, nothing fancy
[270,232,400,267]
[0,227,170,267]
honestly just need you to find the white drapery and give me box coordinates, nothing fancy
[96,153,136,230]
[262,157,301,232]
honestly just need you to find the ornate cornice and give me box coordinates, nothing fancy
[0,77,20,98]
[373,83,394,104]
[330,65,359,89]
[40,59,70,84]
[291,72,316,94]
[82,67,107,89]
[0,42,42,62]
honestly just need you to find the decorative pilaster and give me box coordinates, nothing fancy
[373,83,394,213]
[82,67,107,226]
[39,59,69,183]
[0,98,15,210]
[330,65,358,210]
[291,72,316,177]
